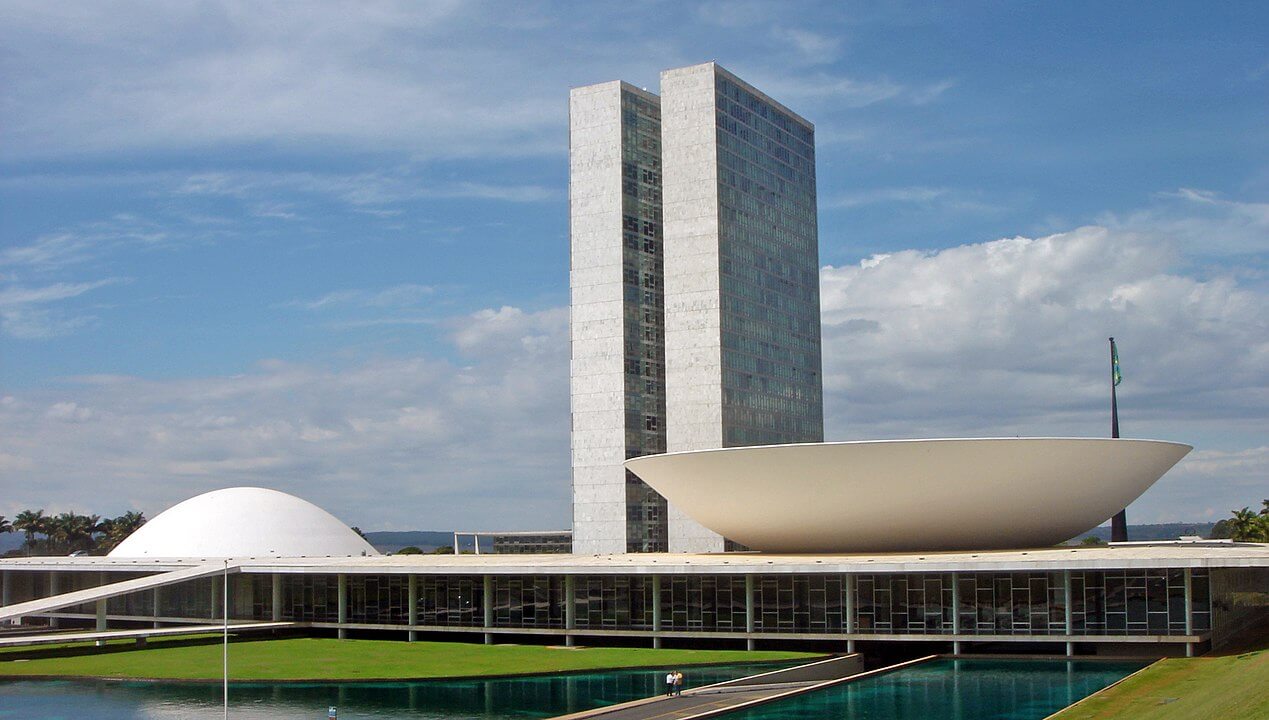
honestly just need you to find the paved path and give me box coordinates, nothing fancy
[0,563,232,624]
[0,621,295,648]
[575,682,820,720]
[551,654,936,720]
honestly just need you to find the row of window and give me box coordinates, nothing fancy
[7,570,1215,637]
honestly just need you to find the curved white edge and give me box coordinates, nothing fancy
[109,486,380,559]
[624,438,1193,553]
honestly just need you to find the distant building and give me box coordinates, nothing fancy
[491,532,572,555]
[570,63,824,555]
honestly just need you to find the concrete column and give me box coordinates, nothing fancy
[651,575,661,649]
[0,570,8,607]
[337,574,347,640]
[953,641,962,655]
[152,585,161,629]
[1063,570,1074,657]
[94,598,107,647]
[744,575,755,652]
[951,572,960,636]
[482,575,494,645]
[48,572,59,628]
[210,574,218,620]
[564,575,576,647]
[407,575,418,642]
[271,574,282,622]
[95,571,109,646]
[845,574,856,654]
[1184,568,1194,657]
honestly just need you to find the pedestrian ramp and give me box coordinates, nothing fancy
[550,653,885,720]
[0,563,232,625]
[0,621,295,649]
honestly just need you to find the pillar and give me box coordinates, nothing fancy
[845,574,856,654]
[1063,570,1074,657]
[337,574,347,640]
[95,571,108,646]
[271,573,282,623]
[94,598,107,647]
[564,575,576,647]
[651,575,662,649]
[1184,568,1194,657]
[153,585,162,629]
[0,570,8,607]
[482,575,493,645]
[951,571,960,637]
[744,575,755,651]
[48,572,59,629]
[407,575,418,642]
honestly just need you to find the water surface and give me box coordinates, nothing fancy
[0,662,789,720]
[724,658,1144,720]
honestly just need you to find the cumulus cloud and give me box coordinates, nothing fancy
[0,304,570,529]
[820,225,1268,521]
[1,225,1263,527]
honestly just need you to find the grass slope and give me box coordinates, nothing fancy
[1052,649,1268,720]
[0,636,819,681]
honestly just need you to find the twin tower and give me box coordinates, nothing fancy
[569,62,824,554]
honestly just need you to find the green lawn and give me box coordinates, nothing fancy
[0,635,820,681]
[1051,649,1269,720]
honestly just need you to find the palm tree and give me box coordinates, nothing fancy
[1227,507,1264,543]
[13,510,46,547]
[99,511,146,552]
[0,516,11,535]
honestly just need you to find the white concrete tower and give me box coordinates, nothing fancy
[661,63,824,552]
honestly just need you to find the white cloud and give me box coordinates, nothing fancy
[0,304,571,529]
[0,279,122,339]
[291,284,435,311]
[1102,188,1269,258]
[819,225,1268,521]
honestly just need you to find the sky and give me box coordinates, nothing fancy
[1,1,1266,533]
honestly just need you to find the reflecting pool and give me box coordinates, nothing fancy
[724,658,1145,720]
[0,662,789,720]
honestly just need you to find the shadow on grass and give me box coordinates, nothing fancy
[0,631,303,664]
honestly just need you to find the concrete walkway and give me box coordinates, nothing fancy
[0,563,232,625]
[0,621,294,649]
[552,654,871,720]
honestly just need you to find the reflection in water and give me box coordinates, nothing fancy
[723,659,1145,720]
[0,663,786,720]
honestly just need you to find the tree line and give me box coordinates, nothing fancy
[0,509,146,557]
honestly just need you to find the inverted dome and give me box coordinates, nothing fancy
[626,438,1192,553]
[109,487,379,558]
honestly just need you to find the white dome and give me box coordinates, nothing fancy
[109,487,379,558]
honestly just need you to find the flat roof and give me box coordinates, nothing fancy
[3,545,1265,576]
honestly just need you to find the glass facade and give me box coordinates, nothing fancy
[8,567,1223,642]
[619,88,669,553]
[714,73,823,447]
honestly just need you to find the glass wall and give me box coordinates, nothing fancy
[416,575,483,627]
[661,576,745,632]
[36,568,1213,639]
[575,575,654,630]
[493,576,565,629]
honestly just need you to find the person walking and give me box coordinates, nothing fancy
[665,670,676,697]
[673,670,683,696]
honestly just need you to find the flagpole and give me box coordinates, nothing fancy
[223,559,229,720]
[1109,337,1127,542]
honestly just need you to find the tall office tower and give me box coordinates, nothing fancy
[661,63,824,552]
[569,64,823,555]
[569,81,669,554]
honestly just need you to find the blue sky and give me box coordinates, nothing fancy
[1,1,1266,531]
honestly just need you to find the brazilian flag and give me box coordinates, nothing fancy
[1111,340,1123,387]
